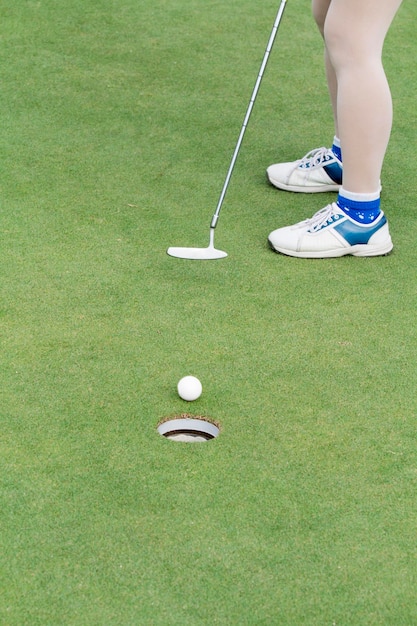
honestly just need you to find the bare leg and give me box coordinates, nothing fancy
[324,0,403,192]
[312,0,338,137]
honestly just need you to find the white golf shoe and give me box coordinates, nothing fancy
[268,203,393,258]
[267,147,343,193]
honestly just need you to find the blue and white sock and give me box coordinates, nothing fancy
[337,187,381,224]
[331,136,342,162]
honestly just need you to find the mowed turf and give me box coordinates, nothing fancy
[1,0,417,624]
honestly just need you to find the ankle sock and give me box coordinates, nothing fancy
[337,187,381,224]
[331,136,342,162]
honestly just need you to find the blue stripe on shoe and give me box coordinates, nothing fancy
[335,214,387,245]
[323,162,343,184]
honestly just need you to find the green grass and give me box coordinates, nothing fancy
[1,0,417,624]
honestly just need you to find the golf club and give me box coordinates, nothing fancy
[167,0,288,260]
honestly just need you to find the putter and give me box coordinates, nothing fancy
[167,0,288,260]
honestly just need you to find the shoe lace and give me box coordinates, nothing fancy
[305,204,340,232]
[299,147,334,169]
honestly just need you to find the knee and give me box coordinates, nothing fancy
[324,18,364,71]
[323,14,382,72]
[323,19,348,69]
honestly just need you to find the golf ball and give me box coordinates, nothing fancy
[177,376,202,402]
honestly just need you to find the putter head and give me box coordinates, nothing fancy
[167,245,227,260]
[167,227,227,260]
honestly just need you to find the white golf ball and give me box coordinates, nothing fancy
[177,376,202,401]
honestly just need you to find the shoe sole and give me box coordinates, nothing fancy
[268,238,394,258]
[268,177,341,193]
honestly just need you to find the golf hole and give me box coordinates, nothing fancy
[157,414,220,443]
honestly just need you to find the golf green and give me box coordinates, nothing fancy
[1,0,417,623]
